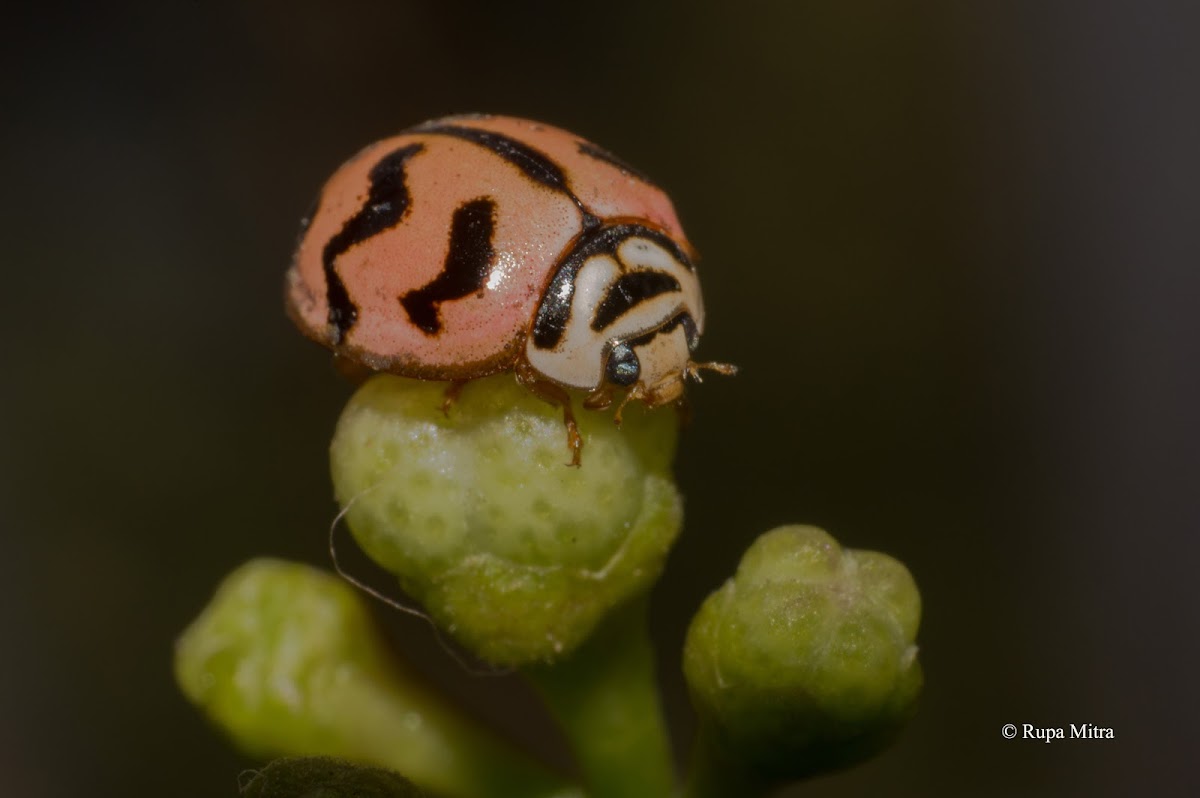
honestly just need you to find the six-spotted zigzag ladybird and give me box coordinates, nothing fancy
[286,114,734,464]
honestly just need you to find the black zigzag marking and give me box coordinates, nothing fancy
[400,197,497,335]
[415,122,601,230]
[322,143,424,344]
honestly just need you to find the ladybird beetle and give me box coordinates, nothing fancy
[287,114,734,464]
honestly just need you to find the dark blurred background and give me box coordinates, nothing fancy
[3,2,1197,796]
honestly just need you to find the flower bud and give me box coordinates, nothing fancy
[175,559,577,798]
[329,373,682,666]
[241,757,426,798]
[683,526,922,780]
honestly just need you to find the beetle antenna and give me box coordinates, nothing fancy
[686,360,739,382]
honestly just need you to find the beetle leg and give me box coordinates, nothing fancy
[332,353,375,384]
[516,363,583,466]
[612,384,643,428]
[441,379,468,417]
[674,395,694,426]
[534,382,583,467]
[583,386,614,410]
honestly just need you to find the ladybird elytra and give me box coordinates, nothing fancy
[287,114,734,463]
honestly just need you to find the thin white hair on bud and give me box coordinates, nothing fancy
[328,484,511,677]
[236,768,262,794]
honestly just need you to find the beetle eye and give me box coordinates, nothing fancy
[680,315,700,352]
[606,342,641,386]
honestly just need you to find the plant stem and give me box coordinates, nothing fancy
[526,598,676,798]
[679,726,774,798]
[325,653,581,798]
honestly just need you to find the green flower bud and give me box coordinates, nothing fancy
[241,757,427,798]
[175,559,578,798]
[683,526,922,781]
[329,373,682,666]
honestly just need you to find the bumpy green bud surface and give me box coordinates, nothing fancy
[683,526,922,780]
[175,559,577,798]
[329,373,682,666]
[241,757,427,798]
